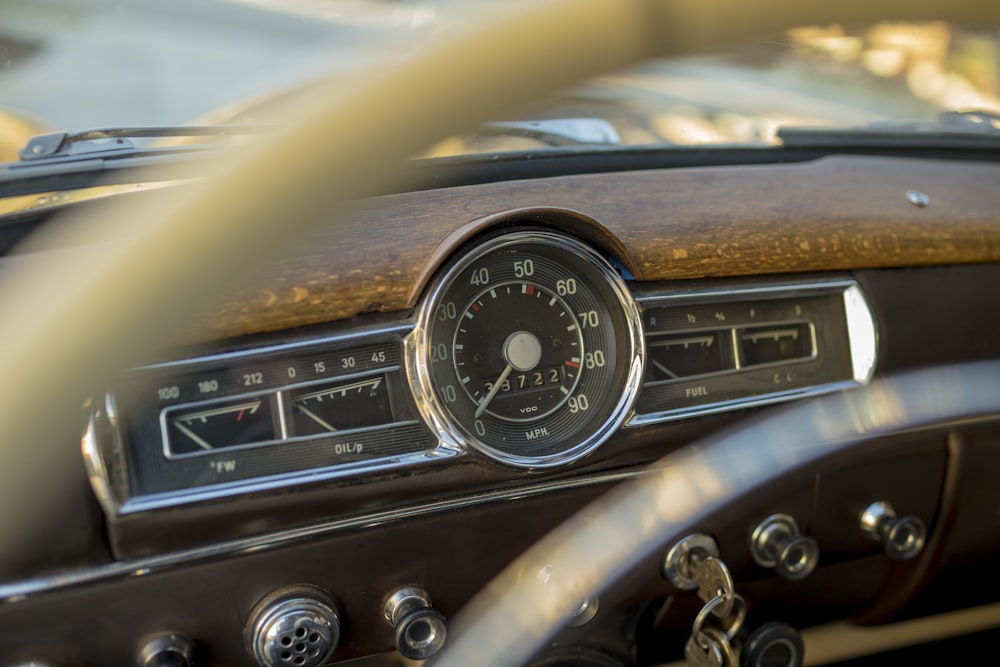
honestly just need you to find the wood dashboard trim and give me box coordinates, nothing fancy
[202,155,1000,341]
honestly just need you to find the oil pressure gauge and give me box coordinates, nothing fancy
[407,231,644,468]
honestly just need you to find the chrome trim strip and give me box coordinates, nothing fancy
[633,278,857,305]
[0,469,646,604]
[275,389,291,440]
[845,285,878,382]
[133,322,414,372]
[627,381,857,427]
[118,439,459,515]
[81,394,125,519]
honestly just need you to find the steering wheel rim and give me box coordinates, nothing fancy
[0,1,998,664]
[431,362,1000,667]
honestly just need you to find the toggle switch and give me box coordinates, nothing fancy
[859,501,927,560]
[384,587,447,660]
[750,514,819,581]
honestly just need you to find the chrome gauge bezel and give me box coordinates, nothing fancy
[406,231,645,468]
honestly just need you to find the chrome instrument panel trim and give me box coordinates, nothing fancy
[628,380,861,427]
[81,393,127,519]
[121,431,459,516]
[406,230,645,469]
[845,284,878,383]
[84,263,874,519]
[84,320,467,517]
[2,468,646,604]
[634,277,858,304]
[627,277,876,428]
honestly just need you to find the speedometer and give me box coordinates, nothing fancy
[407,231,644,467]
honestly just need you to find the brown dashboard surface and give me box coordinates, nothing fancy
[201,155,1000,342]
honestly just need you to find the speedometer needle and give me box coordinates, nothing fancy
[475,364,513,418]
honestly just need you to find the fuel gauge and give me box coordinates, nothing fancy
[165,396,276,456]
[290,374,393,437]
[645,330,732,383]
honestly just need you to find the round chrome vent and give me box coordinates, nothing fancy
[246,585,340,667]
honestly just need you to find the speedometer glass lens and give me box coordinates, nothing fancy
[408,231,644,467]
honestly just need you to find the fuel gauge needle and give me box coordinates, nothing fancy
[475,364,513,418]
[650,359,679,379]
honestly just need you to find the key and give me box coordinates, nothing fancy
[685,631,725,667]
[686,627,735,667]
[694,556,735,618]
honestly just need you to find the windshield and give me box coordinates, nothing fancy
[1,0,998,159]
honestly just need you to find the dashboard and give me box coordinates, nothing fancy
[2,153,1000,666]
[86,226,873,557]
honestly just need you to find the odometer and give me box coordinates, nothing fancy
[407,231,644,467]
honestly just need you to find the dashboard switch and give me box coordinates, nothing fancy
[859,501,927,560]
[245,585,340,667]
[740,622,804,667]
[750,514,819,581]
[384,586,448,660]
[138,633,195,667]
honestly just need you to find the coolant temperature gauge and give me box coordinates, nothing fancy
[165,397,276,456]
[290,374,393,437]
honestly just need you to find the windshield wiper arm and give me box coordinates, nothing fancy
[0,125,276,200]
[13,124,275,166]
[778,110,1000,149]
[478,118,621,147]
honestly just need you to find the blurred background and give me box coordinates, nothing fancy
[0,0,997,160]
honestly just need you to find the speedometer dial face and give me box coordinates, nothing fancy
[408,231,644,467]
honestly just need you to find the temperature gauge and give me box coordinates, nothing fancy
[165,397,276,456]
[290,374,393,437]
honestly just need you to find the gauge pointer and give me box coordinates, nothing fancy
[476,364,513,418]
[295,404,338,432]
[650,359,679,379]
[475,330,544,418]
[171,420,214,450]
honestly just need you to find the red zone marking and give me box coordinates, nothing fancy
[472,303,480,312]
[236,409,246,422]
[564,361,580,369]
[526,285,535,296]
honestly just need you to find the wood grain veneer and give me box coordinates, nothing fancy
[201,155,1000,341]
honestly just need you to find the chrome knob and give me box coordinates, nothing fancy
[662,533,721,590]
[750,514,819,581]
[138,633,195,667]
[860,501,927,560]
[246,585,340,667]
[384,587,447,660]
